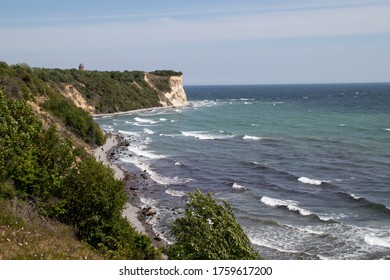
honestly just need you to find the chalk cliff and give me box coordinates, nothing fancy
[157,75,188,107]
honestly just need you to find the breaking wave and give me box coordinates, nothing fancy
[165,189,187,197]
[181,131,233,140]
[260,196,312,217]
[243,135,262,141]
[298,177,323,186]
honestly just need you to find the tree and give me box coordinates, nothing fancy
[166,189,261,260]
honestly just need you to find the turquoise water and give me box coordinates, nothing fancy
[95,83,390,259]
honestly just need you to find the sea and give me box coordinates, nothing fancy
[95,83,390,260]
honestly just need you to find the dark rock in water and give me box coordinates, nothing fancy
[141,173,148,180]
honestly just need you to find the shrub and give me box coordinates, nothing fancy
[166,189,260,260]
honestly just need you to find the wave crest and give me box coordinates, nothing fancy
[165,189,186,197]
[260,196,312,216]
[243,135,262,141]
[364,235,390,248]
[298,177,323,186]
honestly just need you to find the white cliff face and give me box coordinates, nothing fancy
[160,76,188,107]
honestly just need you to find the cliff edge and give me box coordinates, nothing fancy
[145,73,187,107]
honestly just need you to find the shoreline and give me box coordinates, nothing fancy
[94,133,167,248]
[92,103,190,118]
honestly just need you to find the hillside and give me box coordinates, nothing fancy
[0,62,187,147]
[0,61,187,259]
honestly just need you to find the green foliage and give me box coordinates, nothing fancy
[167,189,261,260]
[0,90,159,259]
[34,68,162,113]
[150,70,183,77]
[0,62,45,100]
[0,91,75,198]
[57,155,159,259]
[41,91,105,145]
[61,156,127,241]
[0,182,16,199]
[0,62,105,146]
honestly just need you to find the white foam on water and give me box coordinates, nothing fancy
[165,189,186,197]
[232,182,247,190]
[148,169,190,186]
[243,135,262,141]
[298,176,323,186]
[140,196,157,208]
[252,161,268,166]
[318,216,334,222]
[126,145,166,160]
[174,161,181,166]
[121,154,189,186]
[118,130,139,136]
[191,100,219,108]
[295,226,326,236]
[261,196,293,207]
[350,193,362,200]
[143,128,154,135]
[384,128,390,132]
[132,122,156,127]
[159,118,167,121]
[159,133,180,138]
[249,237,300,254]
[134,117,157,124]
[364,235,390,248]
[181,131,232,140]
[260,196,312,216]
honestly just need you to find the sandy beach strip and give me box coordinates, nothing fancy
[92,103,190,118]
[92,106,171,118]
[94,134,146,234]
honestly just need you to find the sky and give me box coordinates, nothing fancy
[1,0,390,85]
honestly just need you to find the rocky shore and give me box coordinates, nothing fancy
[94,134,167,249]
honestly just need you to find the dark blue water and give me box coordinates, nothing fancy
[95,83,390,259]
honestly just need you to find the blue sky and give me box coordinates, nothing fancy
[1,0,390,85]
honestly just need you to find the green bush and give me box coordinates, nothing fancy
[42,91,105,145]
[60,155,159,259]
[166,189,261,260]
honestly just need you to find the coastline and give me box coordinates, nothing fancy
[94,133,166,248]
[92,104,189,118]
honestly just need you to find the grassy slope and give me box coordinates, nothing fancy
[0,197,103,260]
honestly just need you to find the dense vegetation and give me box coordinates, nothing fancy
[0,62,105,146]
[166,189,260,260]
[0,90,159,259]
[150,70,183,77]
[34,68,167,113]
